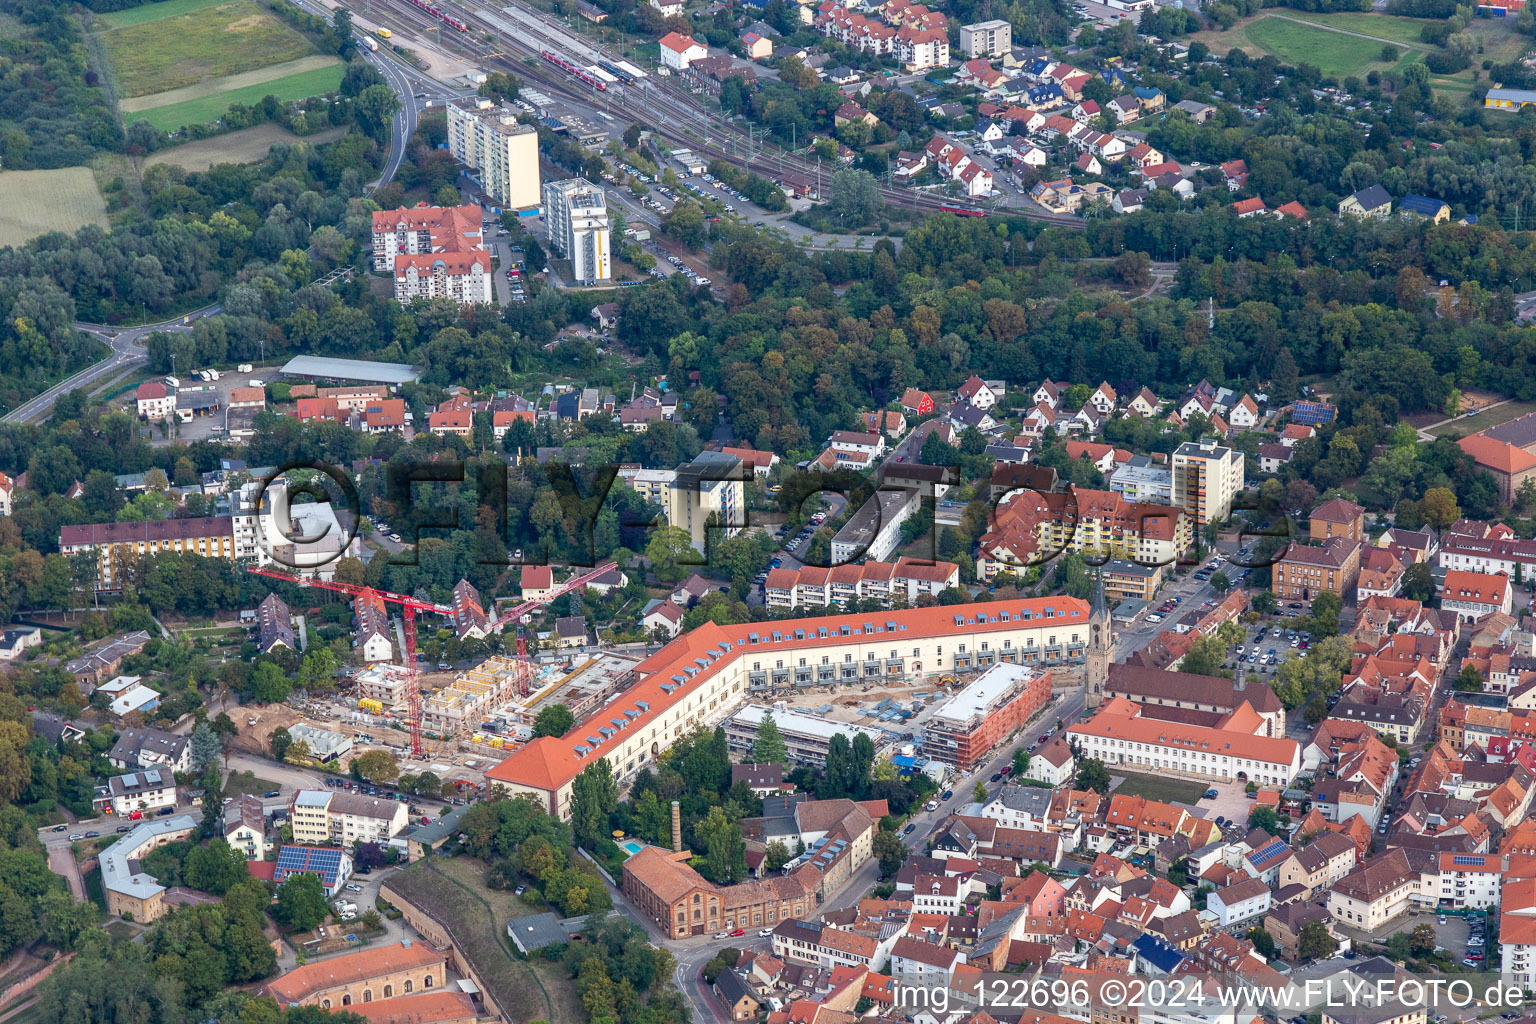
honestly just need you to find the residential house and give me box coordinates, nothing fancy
[1338,185,1393,219]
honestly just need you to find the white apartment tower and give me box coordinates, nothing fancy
[542,178,612,284]
[959,19,1011,57]
[445,98,541,210]
[1172,438,1246,525]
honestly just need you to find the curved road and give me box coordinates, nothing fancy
[2,7,436,427]
[2,306,224,425]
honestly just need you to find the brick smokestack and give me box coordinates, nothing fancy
[671,800,682,852]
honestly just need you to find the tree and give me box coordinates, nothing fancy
[250,661,291,704]
[752,712,790,765]
[1011,748,1031,778]
[571,760,619,849]
[269,726,292,762]
[1408,922,1437,956]
[1419,487,1461,530]
[1077,757,1110,793]
[1248,806,1279,833]
[273,871,329,931]
[1310,591,1343,636]
[765,840,791,872]
[1253,590,1279,615]
[353,750,399,785]
[1247,926,1278,959]
[973,780,988,803]
[873,829,906,876]
[190,721,222,774]
[199,763,223,838]
[184,839,252,896]
[1179,633,1228,676]
[1298,919,1338,961]
[534,704,575,738]
[1209,571,1231,594]
[645,525,697,585]
[1455,665,1484,692]
[826,169,881,228]
[696,805,747,885]
[1402,562,1435,602]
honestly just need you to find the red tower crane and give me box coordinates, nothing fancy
[486,561,619,698]
[247,561,618,756]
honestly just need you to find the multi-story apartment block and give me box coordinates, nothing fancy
[666,451,744,553]
[487,597,1091,818]
[444,98,540,209]
[288,789,409,845]
[1171,439,1245,525]
[394,251,493,305]
[976,487,1192,580]
[61,518,237,590]
[229,477,356,579]
[542,178,611,284]
[762,557,960,610]
[370,204,492,306]
[959,19,1010,56]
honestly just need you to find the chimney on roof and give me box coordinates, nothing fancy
[672,800,682,852]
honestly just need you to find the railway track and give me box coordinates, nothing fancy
[373,0,1084,226]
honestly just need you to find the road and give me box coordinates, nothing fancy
[1,306,223,424]
[4,6,441,426]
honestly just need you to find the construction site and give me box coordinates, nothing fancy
[353,651,644,748]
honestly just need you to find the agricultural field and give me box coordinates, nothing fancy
[93,0,346,133]
[0,169,110,247]
[145,123,347,171]
[97,0,317,98]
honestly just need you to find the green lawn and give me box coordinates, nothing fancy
[1279,11,1434,45]
[97,0,316,98]
[1111,771,1209,806]
[82,865,107,913]
[1242,16,1419,79]
[222,771,280,797]
[1428,398,1536,437]
[97,0,231,27]
[131,65,346,131]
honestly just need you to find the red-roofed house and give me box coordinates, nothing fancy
[1275,201,1309,221]
[1221,160,1249,189]
[1232,197,1266,218]
[135,381,175,421]
[659,31,707,69]
[1440,569,1512,622]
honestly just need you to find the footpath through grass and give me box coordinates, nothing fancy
[133,65,346,131]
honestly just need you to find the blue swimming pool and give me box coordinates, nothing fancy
[619,839,646,856]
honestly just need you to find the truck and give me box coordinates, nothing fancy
[205,368,220,380]
[163,376,180,388]
[364,36,379,51]
[237,363,253,373]
[375,27,391,38]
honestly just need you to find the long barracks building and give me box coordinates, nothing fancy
[486,597,1092,818]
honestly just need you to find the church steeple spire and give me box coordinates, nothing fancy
[1085,566,1111,710]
